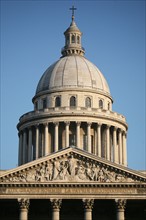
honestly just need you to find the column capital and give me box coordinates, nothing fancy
[118,128,122,134]
[65,121,70,126]
[28,126,32,130]
[115,199,126,210]
[54,122,59,126]
[113,126,118,131]
[35,123,39,128]
[87,122,92,126]
[122,130,127,137]
[82,199,94,210]
[50,199,62,210]
[43,122,48,126]
[18,198,29,210]
[106,124,111,129]
[97,122,102,127]
[76,121,81,126]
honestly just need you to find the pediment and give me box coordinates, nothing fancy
[0,147,146,184]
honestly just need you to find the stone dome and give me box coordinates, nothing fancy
[36,55,110,95]
[17,12,128,169]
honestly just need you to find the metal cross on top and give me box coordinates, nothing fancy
[70,5,77,18]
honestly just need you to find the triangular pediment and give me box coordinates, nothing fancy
[0,147,146,184]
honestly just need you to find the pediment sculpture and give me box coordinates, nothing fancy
[0,153,138,183]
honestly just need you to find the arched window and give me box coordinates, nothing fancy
[77,36,80,44]
[71,35,75,43]
[55,96,61,107]
[70,96,76,107]
[99,99,103,109]
[85,97,91,108]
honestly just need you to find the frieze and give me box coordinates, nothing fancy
[0,187,137,195]
[0,153,142,184]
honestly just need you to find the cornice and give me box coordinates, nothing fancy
[1,182,146,188]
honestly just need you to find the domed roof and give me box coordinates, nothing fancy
[36,55,110,95]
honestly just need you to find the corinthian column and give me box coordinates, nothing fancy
[115,199,126,220]
[54,122,59,152]
[122,131,127,167]
[18,132,23,165]
[44,123,49,155]
[87,123,91,153]
[28,127,32,162]
[97,123,102,157]
[106,125,110,160]
[22,129,27,164]
[35,125,39,159]
[65,121,70,148]
[113,127,118,163]
[18,198,29,220]
[76,122,81,149]
[82,199,94,220]
[50,199,62,220]
[118,129,122,165]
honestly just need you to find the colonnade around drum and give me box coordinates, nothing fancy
[18,121,127,167]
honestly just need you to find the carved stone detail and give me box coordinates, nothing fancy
[82,199,94,210]
[18,198,29,210]
[115,199,126,210]
[50,199,62,210]
[0,154,138,183]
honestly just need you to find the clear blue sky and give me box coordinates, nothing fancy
[0,0,145,171]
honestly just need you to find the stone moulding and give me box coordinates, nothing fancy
[0,183,146,200]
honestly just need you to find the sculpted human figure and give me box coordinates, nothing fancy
[86,163,93,180]
[116,173,126,182]
[58,161,69,180]
[35,169,41,181]
[76,163,87,180]
[35,165,45,182]
[26,170,36,182]
[105,170,116,182]
[98,167,105,182]
[11,175,21,182]
[45,162,53,181]
[68,155,76,176]
[19,173,27,182]
[40,165,46,181]
[92,164,100,181]
[53,160,61,180]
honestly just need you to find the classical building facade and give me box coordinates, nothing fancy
[0,9,146,220]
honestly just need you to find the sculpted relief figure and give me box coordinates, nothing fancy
[68,155,76,176]
[45,162,53,181]
[55,161,69,180]
[86,163,93,180]
[76,161,87,181]
[53,160,61,180]
[92,164,100,181]
[36,165,46,182]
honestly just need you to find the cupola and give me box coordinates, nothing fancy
[61,6,85,57]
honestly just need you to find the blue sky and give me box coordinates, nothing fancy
[0,0,145,170]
